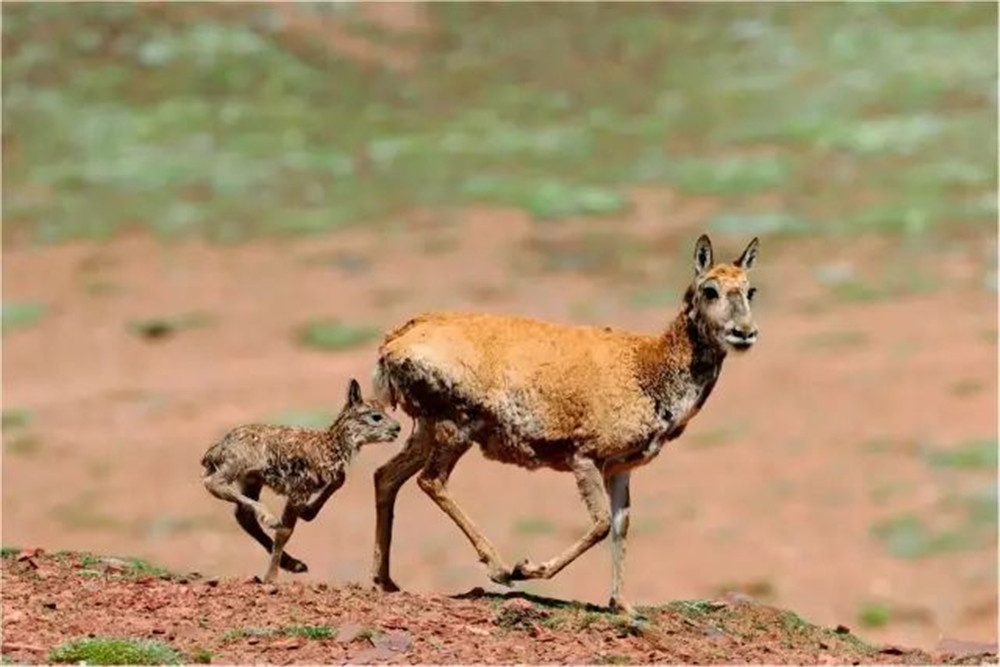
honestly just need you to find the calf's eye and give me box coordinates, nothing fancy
[369,413,384,423]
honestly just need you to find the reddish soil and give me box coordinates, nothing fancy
[2,550,997,665]
[2,194,997,658]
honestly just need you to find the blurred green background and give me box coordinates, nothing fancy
[3,2,996,244]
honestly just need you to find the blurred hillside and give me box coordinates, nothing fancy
[2,3,996,244]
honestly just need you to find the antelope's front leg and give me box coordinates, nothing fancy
[606,471,633,614]
[509,455,610,582]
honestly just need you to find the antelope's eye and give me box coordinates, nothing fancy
[702,285,719,300]
[748,287,757,301]
[369,413,384,423]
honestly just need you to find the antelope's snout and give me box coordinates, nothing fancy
[724,324,758,351]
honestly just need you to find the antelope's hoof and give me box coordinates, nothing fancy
[609,597,637,616]
[487,564,515,586]
[282,558,308,574]
[373,576,401,593]
[509,559,545,581]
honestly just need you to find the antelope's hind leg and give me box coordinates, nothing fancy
[233,479,308,573]
[509,455,611,582]
[416,420,513,585]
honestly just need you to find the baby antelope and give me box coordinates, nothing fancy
[202,379,401,582]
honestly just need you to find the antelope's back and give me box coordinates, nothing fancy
[375,311,660,448]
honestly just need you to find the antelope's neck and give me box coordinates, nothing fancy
[637,311,726,427]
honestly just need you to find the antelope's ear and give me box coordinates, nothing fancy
[346,378,363,406]
[694,234,714,277]
[735,237,759,271]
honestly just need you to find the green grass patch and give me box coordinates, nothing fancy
[1,546,22,559]
[49,638,182,665]
[924,439,997,470]
[224,625,335,641]
[222,627,279,641]
[666,155,791,196]
[77,553,173,579]
[3,4,994,243]
[870,514,973,559]
[665,599,728,617]
[512,516,558,536]
[296,319,379,351]
[1,408,33,430]
[269,409,336,428]
[1,302,46,333]
[284,625,335,639]
[800,330,869,351]
[949,379,984,396]
[128,311,214,340]
[778,610,810,633]
[188,647,212,664]
[857,601,892,628]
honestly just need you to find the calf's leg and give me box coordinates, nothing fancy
[263,502,300,583]
[233,479,307,573]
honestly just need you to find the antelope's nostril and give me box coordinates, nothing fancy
[730,328,757,340]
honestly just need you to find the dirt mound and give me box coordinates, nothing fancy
[2,550,996,665]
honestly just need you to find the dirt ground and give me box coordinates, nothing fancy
[2,194,998,656]
[2,550,998,665]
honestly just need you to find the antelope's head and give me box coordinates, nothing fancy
[686,234,759,354]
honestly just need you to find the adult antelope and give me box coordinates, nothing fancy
[371,234,759,612]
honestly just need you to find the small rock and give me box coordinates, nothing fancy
[312,582,328,592]
[834,624,851,634]
[17,548,44,561]
[373,630,411,653]
[879,646,905,656]
[205,578,220,588]
[272,637,302,650]
[17,556,39,570]
[263,584,278,595]
[152,628,166,635]
[247,638,260,646]
[41,600,57,610]
[100,557,130,573]
[243,575,262,585]
[353,646,396,663]
[465,625,491,637]
[936,637,999,657]
[336,624,367,643]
